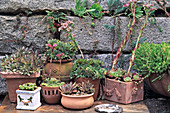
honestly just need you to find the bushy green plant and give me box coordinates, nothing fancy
[45,39,78,61]
[70,59,106,79]
[1,48,42,76]
[89,3,104,19]
[19,83,37,91]
[71,0,95,17]
[60,81,95,95]
[133,41,170,81]
[41,78,65,87]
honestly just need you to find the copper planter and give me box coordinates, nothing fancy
[0,72,40,102]
[103,78,143,104]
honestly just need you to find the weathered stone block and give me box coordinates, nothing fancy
[0,56,7,95]
[76,54,132,71]
[0,0,76,13]
[0,15,53,54]
[61,16,170,52]
[87,0,170,11]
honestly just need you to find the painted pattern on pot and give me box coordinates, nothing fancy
[16,87,41,110]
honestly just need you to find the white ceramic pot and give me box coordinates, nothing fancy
[16,87,41,110]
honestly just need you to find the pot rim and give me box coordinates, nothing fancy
[61,93,94,98]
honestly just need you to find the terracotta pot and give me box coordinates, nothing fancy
[41,85,61,104]
[145,73,170,97]
[61,93,94,109]
[74,78,100,100]
[0,72,40,103]
[103,78,143,104]
[45,59,73,83]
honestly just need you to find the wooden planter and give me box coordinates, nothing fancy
[0,72,40,103]
[103,78,143,104]
[41,85,61,104]
[16,87,41,110]
[145,73,170,97]
[61,93,94,109]
[74,77,100,100]
[45,59,73,83]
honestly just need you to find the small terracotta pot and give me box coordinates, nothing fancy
[74,78,100,100]
[41,85,61,104]
[103,78,143,104]
[145,73,170,97]
[61,93,94,109]
[45,59,73,83]
[0,72,40,103]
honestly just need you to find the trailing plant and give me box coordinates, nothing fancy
[154,0,170,17]
[59,20,84,59]
[60,81,95,95]
[168,85,170,91]
[126,6,143,18]
[71,0,95,35]
[41,10,66,34]
[45,39,78,61]
[127,4,157,75]
[112,0,138,70]
[133,41,170,81]
[1,48,42,76]
[41,77,65,87]
[148,17,163,32]
[70,59,106,80]
[19,83,37,91]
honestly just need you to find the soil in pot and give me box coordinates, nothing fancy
[61,93,94,109]
[41,85,61,104]
[45,59,73,83]
[74,77,100,100]
[0,72,40,103]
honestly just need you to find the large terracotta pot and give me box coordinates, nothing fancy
[103,78,143,104]
[45,59,73,82]
[61,93,94,109]
[145,73,170,97]
[0,72,40,103]
[74,77,100,100]
[41,85,61,104]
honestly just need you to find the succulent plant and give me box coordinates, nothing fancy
[19,83,37,91]
[60,81,95,95]
[1,48,42,76]
[80,81,95,94]
[60,82,77,94]
[108,68,142,82]
[41,78,65,87]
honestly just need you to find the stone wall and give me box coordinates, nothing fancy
[0,0,169,95]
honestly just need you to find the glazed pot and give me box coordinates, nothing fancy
[0,72,40,103]
[61,93,94,109]
[145,73,170,97]
[16,87,41,110]
[41,85,61,104]
[45,59,73,83]
[74,77,100,100]
[103,78,143,104]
